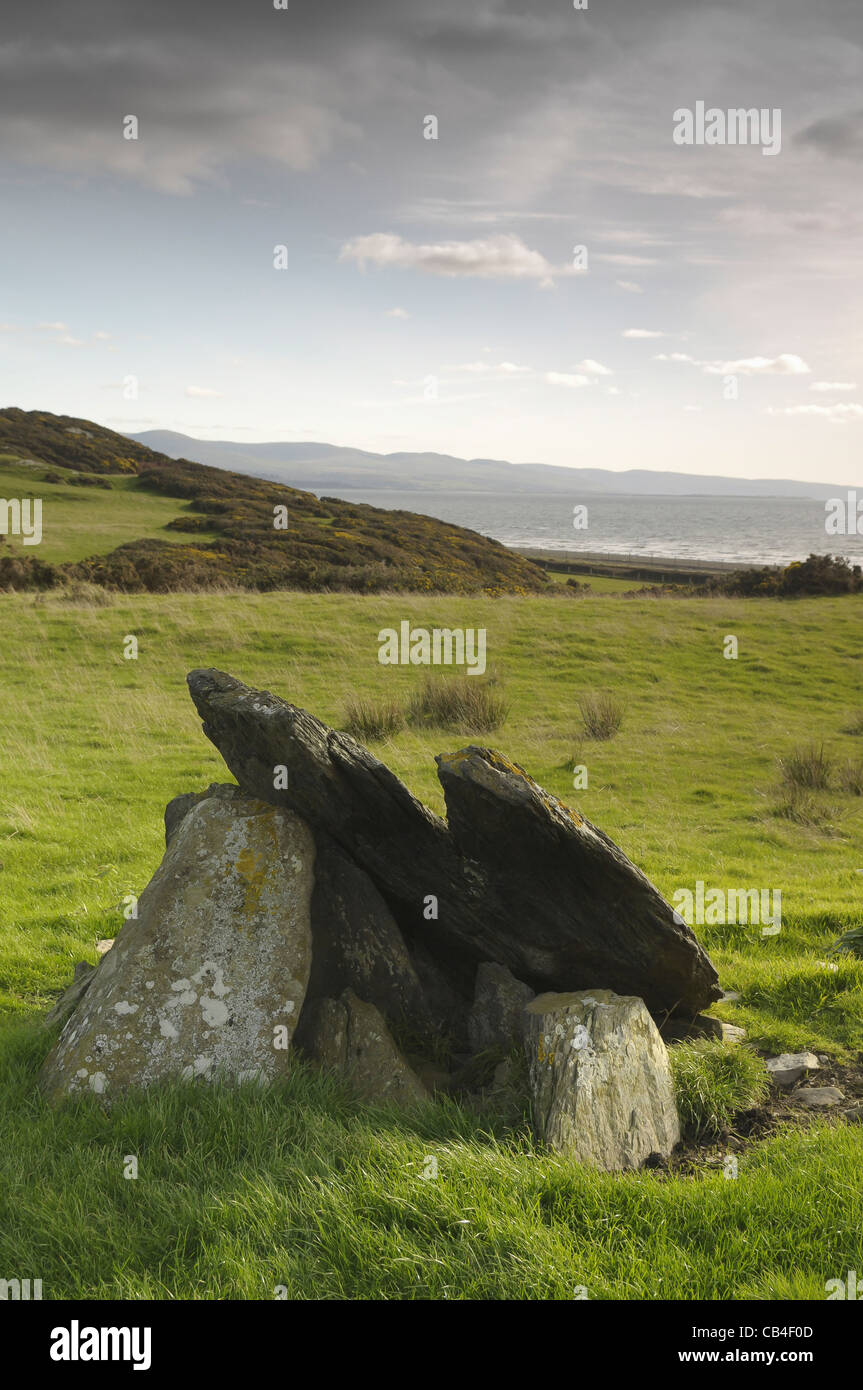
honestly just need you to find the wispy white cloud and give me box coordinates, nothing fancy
[340,233,582,286]
[810,380,856,392]
[545,371,589,388]
[575,359,613,376]
[656,352,811,376]
[624,328,665,339]
[767,403,863,423]
[185,385,222,398]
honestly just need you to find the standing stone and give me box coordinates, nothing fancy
[300,989,430,1105]
[525,988,680,1171]
[40,793,315,1103]
[468,962,534,1053]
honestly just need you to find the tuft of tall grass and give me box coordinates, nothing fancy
[579,691,623,741]
[670,1040,769,1141]
[837,758,863,796]
[343,697,406,742]
[780,743,832,789]
[407,675,508,734]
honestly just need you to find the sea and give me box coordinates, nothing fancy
[325,489,863,568]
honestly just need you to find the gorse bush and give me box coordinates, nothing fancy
[579,691,623,741]
[670,1041,769,1141]
[407,675,509,734]
[343,697,406,742]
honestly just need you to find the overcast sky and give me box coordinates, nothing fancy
[2,0,862,482]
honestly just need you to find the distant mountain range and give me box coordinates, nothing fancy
[129,429,845,499]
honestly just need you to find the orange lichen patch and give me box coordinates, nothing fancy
[234,813,282,918]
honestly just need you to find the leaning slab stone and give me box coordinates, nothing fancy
[186,669,720,1018]
[437,747,721,1018]
[765,1051,820,1087]
[40,793,314,1103]
[300,989,430,1106]
[468,962,534,1053]
[295,833,438,1052]
[524,988,680,1171]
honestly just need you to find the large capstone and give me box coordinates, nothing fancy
[40,789,314,1103]
[524,988,681,1170]
[185,669,720,1018]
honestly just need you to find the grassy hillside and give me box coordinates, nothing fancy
[1,586,862,1300]
[0,409,547,596]
[0,456,221,562]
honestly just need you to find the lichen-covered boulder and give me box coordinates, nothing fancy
[40,790,314,1103]
[300,989,430,1106]
[524,988,680,1170]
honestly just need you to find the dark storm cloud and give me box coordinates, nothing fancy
[0,0,860,218]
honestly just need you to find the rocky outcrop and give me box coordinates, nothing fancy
[41,791,314,1102]
[524,989,681,1170]
[186,668,720,1018]
[301,990,430,1105]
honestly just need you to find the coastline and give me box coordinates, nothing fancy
[512,546,764,584]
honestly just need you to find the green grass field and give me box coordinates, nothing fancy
[0,456,219,561]
[1,585,862,1299]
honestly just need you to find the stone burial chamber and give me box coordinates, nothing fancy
[40,668,723,1171]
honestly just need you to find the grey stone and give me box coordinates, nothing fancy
[95,939,114,956]
[842,1106,863,1124]
[792,1085,844,1108]
[524,988,680,1171]
[301,989,429,1106]
[296,833,437,1050]
[766,1052,820,1087]
[468,962,534,1053]
[185,669,721,1018]
[164,782,238,845]
[41,793,314,1103]
[721,1023,747,1044]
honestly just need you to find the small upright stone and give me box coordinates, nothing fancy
[301,990,430,1106]
[468,961,534,1053]
[524,988,680,1171]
